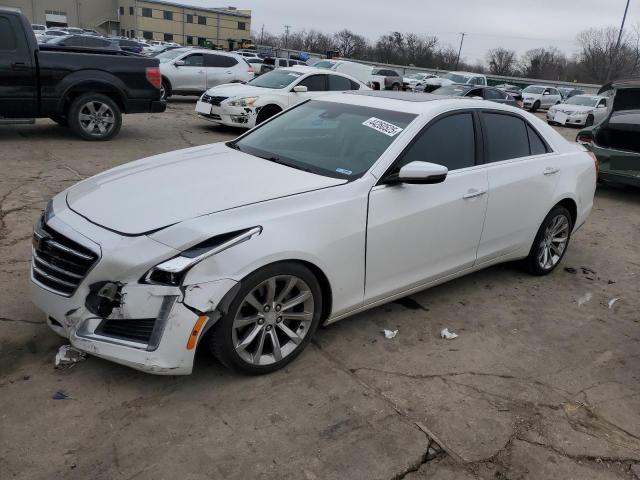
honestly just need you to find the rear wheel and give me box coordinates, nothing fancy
[256,105,281,125]
[160,79,170,101]
[68,93,122,141]
[210,262,323,375]
[525,206,572,275]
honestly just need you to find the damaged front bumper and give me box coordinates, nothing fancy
[29,198,238,375]
[195,100,258,128]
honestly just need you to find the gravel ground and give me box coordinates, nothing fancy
[1,100,639,479]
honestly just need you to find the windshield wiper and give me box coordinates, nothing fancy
[226,141,242,151]
[261,155,313,173]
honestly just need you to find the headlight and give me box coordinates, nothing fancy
[227,97,258,107]
[145,226,262,286]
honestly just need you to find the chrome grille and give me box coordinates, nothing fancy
[32,223,98,296]
[201,94,228,106]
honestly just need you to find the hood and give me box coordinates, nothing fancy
[204,83,279,98]
[424,77,450,86]
[523,92,542,99]
[66,143,345,235]
[553,104,594,114]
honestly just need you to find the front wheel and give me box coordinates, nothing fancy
[210,262,323,374]
[585,115,594,127]
[391,84,400,91]
[530,101,540,113]
[68,93,122,141]
[525,206,572,275]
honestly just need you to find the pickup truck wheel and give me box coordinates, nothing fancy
[68,93,122,141]
[50,115,68,126]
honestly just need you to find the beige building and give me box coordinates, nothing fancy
[1,0,251,50]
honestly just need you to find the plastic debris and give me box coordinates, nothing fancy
[440,328,458,340]
[581,266,597,275]
[577,293,592,306]
[52,391,70,400]
[54,345,86,369]
[608,298,620,309]
[564,267,577,274]
[383,329,398,339]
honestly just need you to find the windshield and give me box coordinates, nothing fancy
[157,50,185,63]
[313,60,336,69]
[443,73,471,83]
[433,85,470,96]
[248,69,304,89]
[233,100,417,179]
[523,86,545,94]
[565,96,598,107]
[406,73,426,80]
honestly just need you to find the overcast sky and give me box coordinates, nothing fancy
[192,0,638,62]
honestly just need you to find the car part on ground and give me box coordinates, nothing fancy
[576,79,640,187]
[31,91,596,375]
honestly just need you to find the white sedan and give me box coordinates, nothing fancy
[195,66,367,128]
[546,94,609,127]
[31,92,596,376]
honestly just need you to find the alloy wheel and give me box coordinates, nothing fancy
[232,275,314,366]
[78,101,115,136]
[537,214,569,270]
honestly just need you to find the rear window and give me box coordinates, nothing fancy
[483,113,530,162]
[0,18,17,50]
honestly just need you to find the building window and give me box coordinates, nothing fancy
[186,14,193,23]
[119,6,124,15]
[198,15,206,25]
[129,6,134,15]
[238,22,246,30]
[142,8,152,18]
[120,28,125,36]
[198,37,207,46]
[164,33,173,41]
[130,29,135,37]
[143,31,153,40]
[186,35,193,44]
[163,10,172,20]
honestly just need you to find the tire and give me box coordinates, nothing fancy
[210,262,323,375]
[50,115,68,126]
[68,93,122,141]
[160,79,171,100]
[525,205,573,276]
[530,100,540,113]
[585,115,594,127]
[256,105,281,125]
[391,83,400,91]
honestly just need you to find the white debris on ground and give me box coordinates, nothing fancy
[440,328,458,340]
[383,329,398,339]
[54,345,87,369]
[577,292,593,306]
[608,298,620,309]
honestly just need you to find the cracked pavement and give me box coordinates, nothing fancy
[1,102,639,479]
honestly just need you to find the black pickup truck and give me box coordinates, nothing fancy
[0,9,165,140]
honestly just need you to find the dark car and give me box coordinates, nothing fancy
[372,68,402,91]
[577,79,640,187]
[0,8,165,140]
[46,34,117,49]
[432,84,521,107]
[113,38,145,54]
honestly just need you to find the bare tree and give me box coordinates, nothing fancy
[486,47,517,75]
[577,26,640,83]
[520,47,568,80]
[334,29,367,58]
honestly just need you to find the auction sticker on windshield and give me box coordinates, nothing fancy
[363,117,404,137]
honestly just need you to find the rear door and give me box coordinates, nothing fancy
[0,13,37,118]
[476,111,560,263]
[204,53,237,88]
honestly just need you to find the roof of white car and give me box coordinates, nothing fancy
[173,48,240,56]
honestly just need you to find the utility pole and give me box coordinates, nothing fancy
[455,32,466,70]
[284,24,291,49]
[605,0,632,83]
[260,24,264,45]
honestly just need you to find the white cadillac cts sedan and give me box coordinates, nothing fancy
[30,92,597,375]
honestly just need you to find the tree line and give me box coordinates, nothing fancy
[253,25,640,84]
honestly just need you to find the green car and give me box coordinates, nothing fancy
[576,79,640,187]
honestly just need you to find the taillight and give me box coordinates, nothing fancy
[587,151,599,178]
[145,67,161,89]
[517,100,524,108]
[248,67,254,73]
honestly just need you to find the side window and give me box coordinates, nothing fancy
[397,113,476,172]
[328,74,353,91]
[527,125,550,156]
[483,88,504,100]
[349,79,361,90]
[298,75,327,91]
[183,54,204,67]
[205,54,237,67]
[483,112,530,162]
[278,59,287,67]
[598,99,607,107]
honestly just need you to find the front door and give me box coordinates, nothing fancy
[365,111,489,302]
[287,74,330,107]
[0,13,36,118]
[173,53,205,92]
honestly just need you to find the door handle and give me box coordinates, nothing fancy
[543,167,559,175]
[11,62,28,71]
[197,70,205,74]
[463,189,487,200]
[225,71,232,74]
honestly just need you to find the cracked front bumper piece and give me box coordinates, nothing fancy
[29,199,238,375]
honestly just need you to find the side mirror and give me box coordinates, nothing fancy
[174,60,185,67]
[384,161,448,185]
[472,96,483,100]
[543,91,550,95]
[292,85,308,93]
[597,104,606,108]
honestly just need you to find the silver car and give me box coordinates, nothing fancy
[157,48,254,100]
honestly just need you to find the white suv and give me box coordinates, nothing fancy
[422,71,487,92]
[157,48,254,100]
[522,85,562,112]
